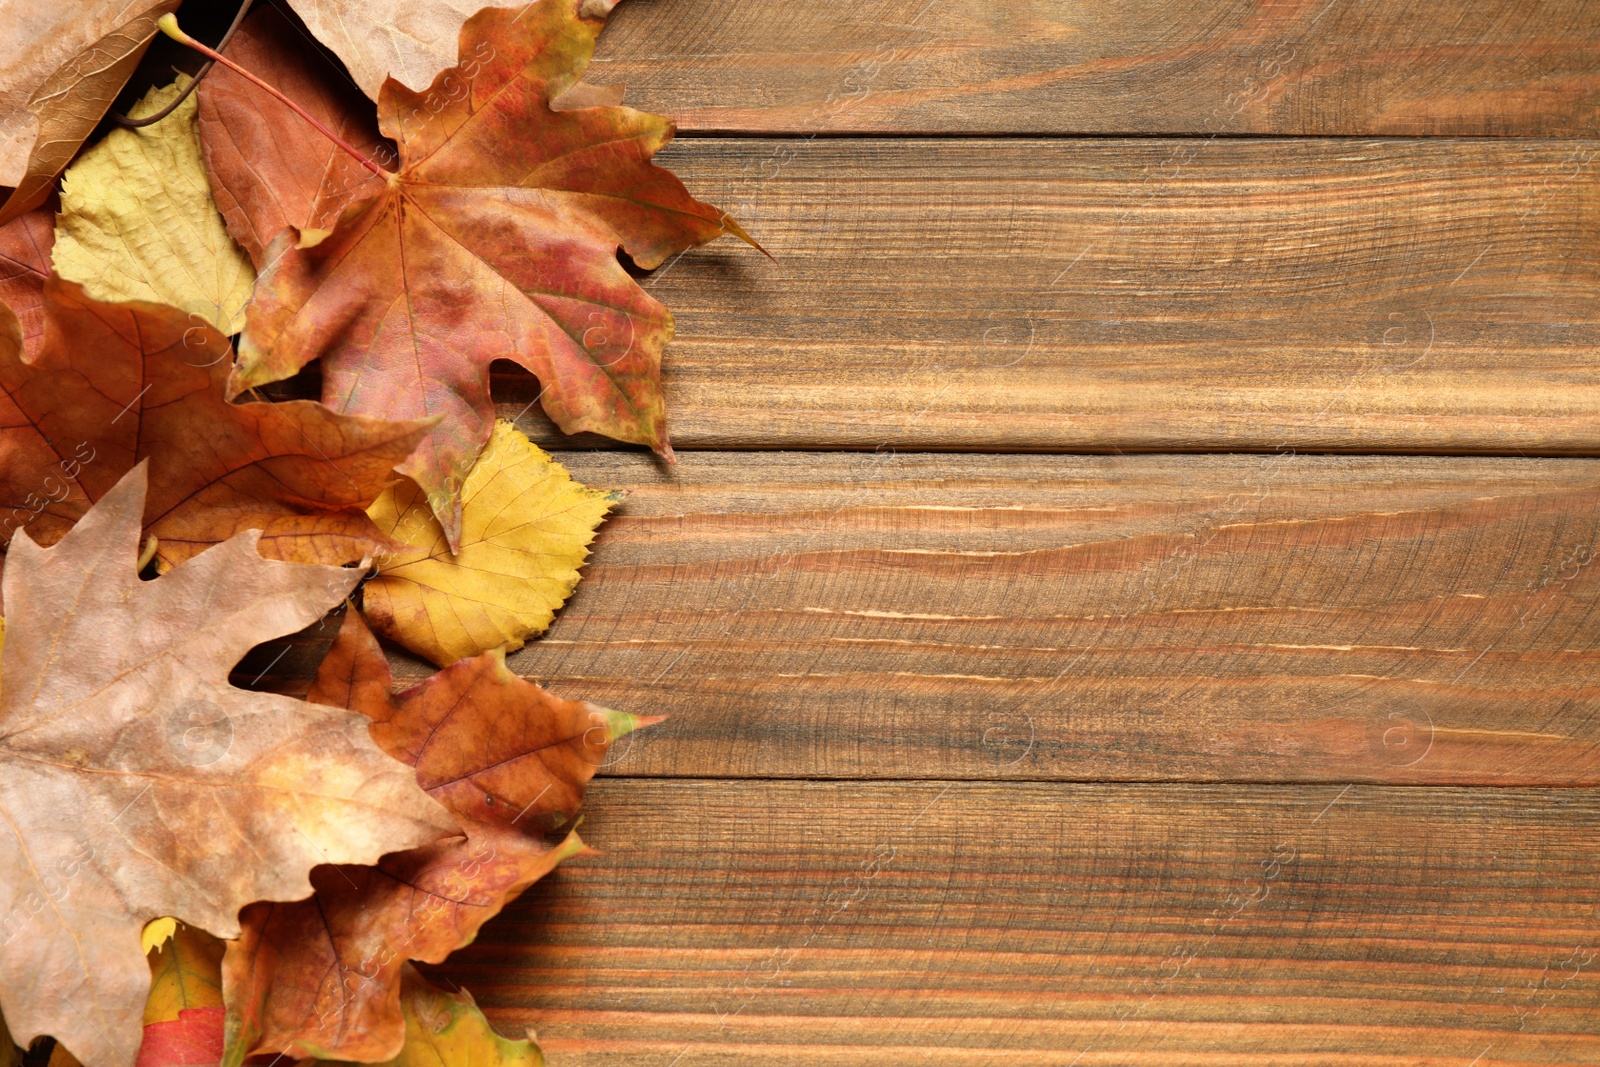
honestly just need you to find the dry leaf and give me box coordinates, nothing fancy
[0,0,180,223]
[0,198,51,357]
[136,922,224,1067]
[282,0,491,101]
[222,0,751,549]
[197,6,389,268]
[54,76,256,334]
[365,420,619,666]
[313,966,545,1067]
[0,278,433,580]
[0,465,455,1067]
[222,609,652,1065]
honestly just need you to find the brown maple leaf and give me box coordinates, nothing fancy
[209,0,754,549]
[0,278,434,586]
[220,609,654,1064]
[196,5,388,269]
[0,465,456,1067]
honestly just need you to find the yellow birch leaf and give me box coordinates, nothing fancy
[52,75,254,334]
[363,421,619,667]
[315,966,542,1067]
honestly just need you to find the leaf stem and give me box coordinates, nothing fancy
[156,13,393,180]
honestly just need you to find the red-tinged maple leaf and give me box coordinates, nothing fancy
[0,198,51,357]
[0,278,434,590]
[208,0,755,550]
[220,609,658,1066]
[196,5,388,268]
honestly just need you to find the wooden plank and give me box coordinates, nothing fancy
[502,137,1600,455]
[336,451,1600,785]
[430,779,1600,1065]
[590,0,1600,136]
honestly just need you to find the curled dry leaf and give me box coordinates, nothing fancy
[222,609,654,1066]
[0,465,455,1067]
[314,965,544,1067]
[0,198,51,357]
[0,279,434,588]
[365,420,620,666]
[136,922,225,1067]
[197,5,389,268]
[217,0,753,549]
[0,0,180,224]
[54,76,256,335]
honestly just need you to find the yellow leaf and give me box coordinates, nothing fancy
[140,917,177,954]
[143,920,224,1026]
[52,75,254,333]
[363,421,619,666]
[315,966,542,1067]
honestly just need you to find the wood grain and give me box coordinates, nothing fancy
[589,0,1600,136]
[265,450,1600,786]
[501,137,1600,455]
[430,779,1600,1066]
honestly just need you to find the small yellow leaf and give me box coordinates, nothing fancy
[52,75,255,333]
[363,421,619,666]
[140,917,177,954]
[143,920,224,1026]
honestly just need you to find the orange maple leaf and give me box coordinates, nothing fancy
[220,609,657,1065]
[0,279,434,585]
[210,0,754,550]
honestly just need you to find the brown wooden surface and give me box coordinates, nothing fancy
[254,3,1600,1061]
[430,781,1600,1066]
[591,0,1600,136]
[506,136,1600,455]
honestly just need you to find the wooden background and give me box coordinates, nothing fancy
[262,1,1600,1062]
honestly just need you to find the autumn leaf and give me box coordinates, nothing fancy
[221,609,654,1065]
[53,75,256,334]
[365,420,620,666]
[0,278,434,583]
[317,966,544,1067]
[0,0,179,224]
[0,198,50,356]
[197,5,389,268]
[136,922,225,1067]
[211,0,753,549]
[0,465,455,1067]
[279,0,490,103]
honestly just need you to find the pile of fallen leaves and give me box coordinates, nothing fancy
[0,1,748,1065]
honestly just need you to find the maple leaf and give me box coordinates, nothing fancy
[0,197,51,358]
[136,922,225,1067]
[53,76,256,335]
[318,965,545,1067]
[211,0,754,550]
[0,465,455,1067]
[221,609,653,1065]
[197,5,389,269]
[365,420,620,666]
[0,278,434,585]
[0,0,179,224]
